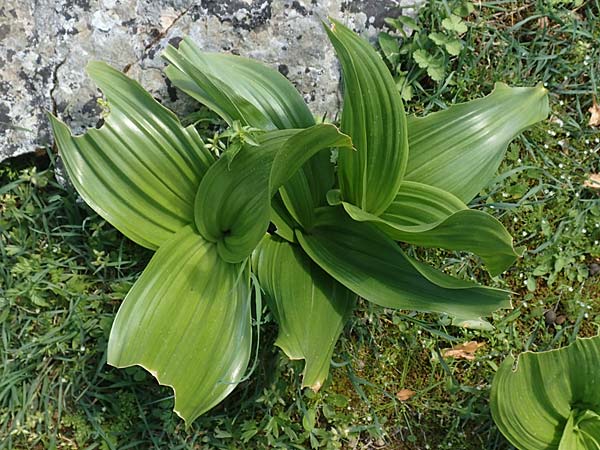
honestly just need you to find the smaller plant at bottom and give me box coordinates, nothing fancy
[50,19,549,423]
[491,335,600,449]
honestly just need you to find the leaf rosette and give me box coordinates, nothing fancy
[50,19,549,422]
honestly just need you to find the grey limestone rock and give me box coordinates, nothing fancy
[0,0,422,162]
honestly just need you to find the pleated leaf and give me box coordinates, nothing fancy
[253,235,356,391]
[342,181,521,276]
[325,18,409,215]
[164,39,335,229]
[491,336,600,450]
[296,208,510,324]
[405,83,550,203]
[49,62,214,250]
[194,125,352,263]
[163,38,314,130]
[108,226,252,424]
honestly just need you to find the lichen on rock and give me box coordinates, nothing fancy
[0,0,422,162]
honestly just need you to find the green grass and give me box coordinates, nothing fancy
[1,1,600,448]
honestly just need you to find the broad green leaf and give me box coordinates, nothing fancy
[194,125,352,263]
[49,62,214,250]
[108,226,252,423]
[405,83,550,203]
[491,336,600,450]
[271,194,298,243]
[296,208,510,323]
[253,235,356,390]
[577,411,600,448]
[163,38,314,130]
[163,38,334,229]
[342,181,521,276]
[325,18,409,215]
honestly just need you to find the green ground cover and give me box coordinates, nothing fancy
[1,1,599,448]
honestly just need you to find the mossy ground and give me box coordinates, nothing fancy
[1,1,599,449]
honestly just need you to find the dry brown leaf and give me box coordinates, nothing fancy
[441,341,485,360]
[589,99,600,126]
[584,173,600,189]
[396,389,416,401]
[537,16,550,29]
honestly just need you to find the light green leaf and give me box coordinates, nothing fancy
[325,18,409,215]
[491,336,600,450]
[194,125,352,263]
[271,194,297,243]
[342,181,521,276]
[445,39,463,56]
[426,62,446,82]
[428,32,449,46]
[49,62,214,250]
[163,38,314,130]
[442,14,468,34]
[253,235,356,391]
[378,32,400,66]
[296,208,510,323]
[163,38,333,229]
[108,226,252,424]
[400,83,414,102]
[405,83,550,203]
[413,49,433,68]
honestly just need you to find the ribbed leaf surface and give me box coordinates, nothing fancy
[253,235,356,391]
[108,226,252,424]
[491,336,600,450]
[49,62,214,249]
[164,39,335,228]
[405,83,550,203]
[325,19,408,215]
[296,208,510,323]
[163,39,314,129]
[194,125,352,263]
[342,181,521,276]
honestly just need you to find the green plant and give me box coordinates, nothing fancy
[491,335,600,449]
[49,18,549,424]
[380,0,475,100]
